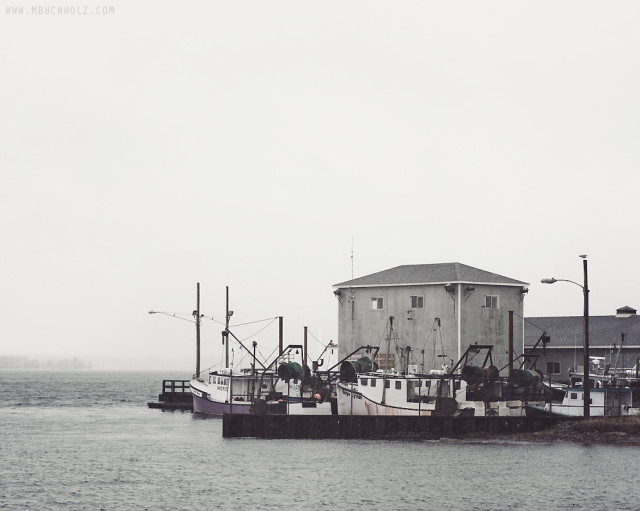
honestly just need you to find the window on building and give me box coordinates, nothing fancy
[385,380,390,389]
[370,379,376,388]
[395,381,402,390]
[371,297,384,310]
[570,392,578,399]
[360,378,368,386]
[484,295,499,309]
[547,361,561,375]
[410,295,424,309]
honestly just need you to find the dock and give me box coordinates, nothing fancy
[222,414,576,439]
[148,379,193,411]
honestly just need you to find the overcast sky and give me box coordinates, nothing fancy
[2,1,639,370]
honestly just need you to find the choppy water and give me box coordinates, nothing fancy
[1,371,639,511]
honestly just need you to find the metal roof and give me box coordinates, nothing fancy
[524,314,640,348]
[334,263,528,288]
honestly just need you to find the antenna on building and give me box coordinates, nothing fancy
[351,236,354,279]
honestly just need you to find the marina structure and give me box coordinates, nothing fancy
[149,266,640,437]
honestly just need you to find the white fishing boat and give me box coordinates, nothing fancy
[191,343,336,416]
[190,366,278,415]
[337,344,546,417]
[527,372,640,417]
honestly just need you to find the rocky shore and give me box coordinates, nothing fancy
[466,416,640,445]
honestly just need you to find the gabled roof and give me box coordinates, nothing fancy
[334,263,528,288]
[524,315,640,347]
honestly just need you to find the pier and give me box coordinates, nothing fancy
[148,379,193,411]
[221,414,576,439]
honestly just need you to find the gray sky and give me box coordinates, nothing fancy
[2,1,639,370]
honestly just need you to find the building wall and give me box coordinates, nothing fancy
[336,283,525,372]
[525,347,640,384]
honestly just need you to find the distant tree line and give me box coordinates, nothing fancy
[0,356,92,370]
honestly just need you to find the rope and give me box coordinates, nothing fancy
[511,311,547,333]
[307,329,327,348]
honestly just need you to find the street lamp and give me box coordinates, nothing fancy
[541,255,590,417]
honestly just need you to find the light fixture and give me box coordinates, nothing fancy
[444,284,455,294]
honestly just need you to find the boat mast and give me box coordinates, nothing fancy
[304,326,308,368]
[613,332,625,376]
[225,286,230,368]
[381,316,394,405]
[195,282,201,378]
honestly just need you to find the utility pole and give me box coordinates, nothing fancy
[582,257,590,417]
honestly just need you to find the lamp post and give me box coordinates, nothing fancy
[541,255,590,417]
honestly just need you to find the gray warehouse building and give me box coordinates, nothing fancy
[333,263,530,372]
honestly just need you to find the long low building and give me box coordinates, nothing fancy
[524,306,640,383]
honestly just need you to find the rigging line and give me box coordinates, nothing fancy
[417,318,438,370]
[229,317,279,328]
[510,311,547,333]
[307,328,330,349]
[233,317,278,343]
[201,316,226,326]
[262,345,280,365]
[150,312,196,324]
[236,350,250,366]
[200,316,278,328]
[418,319,436,352]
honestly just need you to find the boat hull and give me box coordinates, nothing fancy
[190,382,253,415]
[337,382,436,416]
[337,380,536,417]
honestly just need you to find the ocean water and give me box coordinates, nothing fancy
[1,371,639,511]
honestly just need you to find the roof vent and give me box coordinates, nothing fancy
[616,306,637,318]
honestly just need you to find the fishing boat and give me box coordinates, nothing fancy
[190,343,336,416]
[190,366,277,415]
[337,318,546,417]
[337,349,545,417]
[527,372,640,417]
